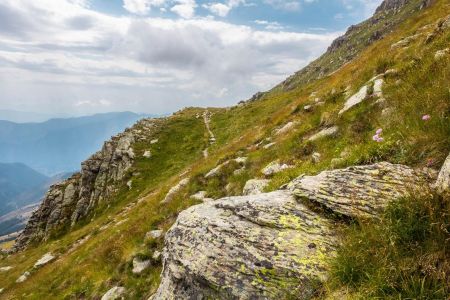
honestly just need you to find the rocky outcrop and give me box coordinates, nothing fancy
[154,162,435,299]
[13,118,158,251]
[435,153,450,195]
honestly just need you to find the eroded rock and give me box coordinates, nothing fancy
[34,253,55,268]
[288,162,435,218]
[101,286,126,300]
[242,179,270,195]
[132,257,151,274]
[154,191,337,299]
[435,153,450,195]
[308,126,339,142]
[262,161,293,176]
[162,178,190,203]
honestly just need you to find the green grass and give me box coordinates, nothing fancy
[328,194,450,299]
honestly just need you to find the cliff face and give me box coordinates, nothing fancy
[13,118,157,251]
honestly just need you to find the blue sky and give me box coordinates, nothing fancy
[0,0,382,116]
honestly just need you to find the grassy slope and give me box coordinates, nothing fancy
[1,1,450,299]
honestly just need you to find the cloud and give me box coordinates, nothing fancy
[0,0,339,115]
[123,0,168,15]
[264,0,301,11]
[202,0,245,17]
[171,0,197,18]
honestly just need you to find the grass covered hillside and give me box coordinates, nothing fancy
[1,0,449,299]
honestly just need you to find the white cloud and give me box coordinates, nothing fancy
[123,0,167,15]
[202,0,245,17]
[171,0,197,18]
[264,0,301,11]
[0,0,339,115]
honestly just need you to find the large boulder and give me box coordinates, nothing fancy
[435,153,450,195]
[287,162,435,218]
[154,191,337,300]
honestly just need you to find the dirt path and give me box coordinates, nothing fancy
[202,110,215,158]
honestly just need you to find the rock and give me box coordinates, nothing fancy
[373,79,384,98]
[126,180,133,190]
[205,158,246,178]
[312,152,321,164]
[153,191,337,300]
[288,162,435,219]
[384,68,398,76]
[16,271,30,283]
[34,253,55,268]
[143,150,152,158]
[390,33,421,49]
[339,85,368,114]
[435,153,450,195]
[263,142,276,149]
[242,179,270,195]
[101,286,126,300]
[435,48,449,60]
[146,230,163,239]
[308,126,339,142]
[191,191,207,201]
[262,161,293,176]
[303,105,313,112]
[162,178,190,203]
[0,266,13,272]
[150,139,159,144]
[152,251,162,261]
[0,288,3,294]
[132,257,151,274]
[14,119,160,251]
[234,157,248,164]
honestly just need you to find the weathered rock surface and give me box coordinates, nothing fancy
[13,118,158,252]
[34,253,55,268]
[16,271,30,283]
[154,161,438,299]
[154,191,337,300]
[308,126,339,142]
[162,178,190,203]
[132,257,151,274]
[101,286,126,300]
[262,161,293,176]
[243,179,270,195]
[288,162,435,218]
[435,153,450,195]
[146,230,163,240]
[0,266,13,272]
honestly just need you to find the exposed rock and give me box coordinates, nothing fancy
[154,191,337,300]
[191,191,207,201]
[262,161,294,176]
[435,48,449,60]
[143,150,152,158]
[152,251,162,261]
[205,158,247,178]
[435,153,450,195]
[16,271,30,283]
[150,139,159,144]
[146,230,163,240]
[34,252,55,268]
[339,85,368,114]
[376,0,409,13]
[127,180,133,190]
[303,105,313,112]
[391,33,422,49]
[162,178,190,203]
[242,179,270,195]
[308,126,339,142]
[0,266,13,272]
[263,142,276,149]
[101,286,126,300]
[373,78,384,98]
[288,162,435,218]
[132,257,151,274]
[14,118,158,251]
[312,152,321,164]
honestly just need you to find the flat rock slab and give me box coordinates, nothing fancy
[288,162,434,218]
[34,253,55,268]
[154,191,337,300]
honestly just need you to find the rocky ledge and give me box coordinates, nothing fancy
[153,162,440,299]
[13,118,158,251]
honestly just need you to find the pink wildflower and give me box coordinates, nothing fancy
[376,128,383,135]
[422,114,431,121]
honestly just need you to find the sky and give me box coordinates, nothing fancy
[0,0,383,116]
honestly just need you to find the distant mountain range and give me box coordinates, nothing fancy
[0,162,72,236]
[0,110,70,123]
[0,111,154,175]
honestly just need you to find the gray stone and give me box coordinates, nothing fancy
[16,271,30,283]
[308,126,339,142]
[34,252,55,268]
[288,162,435,218]
[146,230,163,239]
[162,178,190,203]
[312,152,321,164]
[435,48,449,60]
[242,179,270,195]
[275,122,296,135]
[0,266,13,272]
[191,191,207,201]
[339,85,368,115]
[152,251,162,261]
[143,150,152,158]
[262,161,293,176]
[153,191,337,300]
[435,153,450,195]
[132,257,151,274]
[101,286,126,300]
